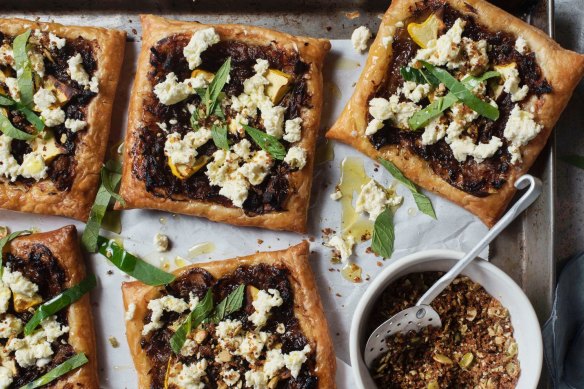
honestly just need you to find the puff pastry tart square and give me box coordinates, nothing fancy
[122,241,336,389]
[118,15,330,233]
[327,0,584,226]
[1,225,98,387]
[0,18,125,221]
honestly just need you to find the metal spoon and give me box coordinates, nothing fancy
[364,174,542,367]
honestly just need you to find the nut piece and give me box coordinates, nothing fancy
[458,352,474,369]
[218,349,232,363]
[194,329,207,344]
[432,354,453,365]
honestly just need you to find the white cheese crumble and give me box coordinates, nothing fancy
[125,303,136,321]
[48,33,66,50]
[0,366,12,389]
[33,88,56,110]
[89,76,99,93]
[232,139,252,160]
[40,107,65,127]
[238,150,273,186]
[0,315,22,339]
[261,105,286,138]
[205,149,249,207]
[222,369,240,386]
[414,18,466,68]
[215,319,243,351]
[2,268,38,298]
[400,81,431,103]
[462,38,489,74]
[448,136,503,163]
[154,72,192,105]
[235,331,268,362]
[355,179,402,220]
[184,28,221,69]
[5,78,20,101]
[284,345,311,378]
[498,65,529,102]
[0,135,20,182]
[64,118,87,133]
[173,359,208,389]
[0,283,11,314]
[382,36,393,49]
[142,295,189,335]
[263,348,286,378]
[7,316,68,368]
[20,152,48,181]
[67,53,91,87]
[330,189,342,201]
[284,146,307,170]
[515,36,528,54]
[153,233,169,252]
[0,44,13,67]
[283,117,302,143]
[164,129,212,166]
[421,115,447,145]
[366,95,419,132]
[503,105,543,164]
[351,26,372,53]
[325,235,355,263]
[249,289,283,328]
[245,369,268,389]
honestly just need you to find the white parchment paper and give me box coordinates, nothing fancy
[0,40,488,387]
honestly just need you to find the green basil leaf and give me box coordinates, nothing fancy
[412,191,437,219]
[461,70,500,88]
[561,154,584,170]
[420,61,499,121]
[13,29,34,108]
[0,230,31,277]
[206,57,231,116]
[378,158,436,219]
[371,208,394,258]
[20,352,88,389]
[210,284,245,323]
[24,274,97,335]
[100,166,125,206]
[17,103,45,132]
[0,112,35,140]
[211,124,229,150]
[212,103,225,119]
[408,93,458,130]
[243,125,286,160]
[82,163,122,252]
[96,236,176,286]
[171,288,214,354]
[104,159,123,175]
[0,94,15,106]
[400,67,427,84]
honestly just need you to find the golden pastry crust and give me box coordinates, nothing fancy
[122,241,336,388]
[326,0,584,226]
[118,15,330,233]
[0,18,126,221]
[6,225,98,388]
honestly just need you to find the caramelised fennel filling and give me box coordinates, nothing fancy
[133,29,312,215]
[0,244,75,387]
[0,29,99,191]
[138,264,317,389]
[369,273,520,388]
[366,2,551,196]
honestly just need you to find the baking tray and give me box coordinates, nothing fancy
[4,0,556,386]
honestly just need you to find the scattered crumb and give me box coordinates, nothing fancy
[308,236,315,242]
[366,247,374,254]
[335,293,342,297]
[153,232,169,252]
[377,261,383,267]
[0,226,8,239]
[345,10,360,19]
[326,26,332,31]
[257,239,264,245]
[107,270,114,275]
[108,336,120,348]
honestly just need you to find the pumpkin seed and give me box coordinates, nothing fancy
[432,354,453,364]
[459,352,474,369]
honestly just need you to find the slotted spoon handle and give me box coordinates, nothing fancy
[415,174,542,307]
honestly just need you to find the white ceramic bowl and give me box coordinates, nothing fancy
[350,249,542,389]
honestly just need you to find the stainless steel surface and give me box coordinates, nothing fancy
[4,0,557,385]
